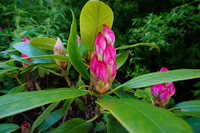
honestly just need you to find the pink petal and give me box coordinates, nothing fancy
[159,67,169,72]
[77,35,81,44]
[95,32,106,57]
[150,84,165,97]
[160,90,169,102]
[103,24,115,46]
[168,83,175,96]
[22,36,30,43]
[111,62,117,77]
[90,55,98,73]
[96,61,109,82]
[103,44,116,67]
[54,37,65,56]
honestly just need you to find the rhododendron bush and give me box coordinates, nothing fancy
[0,1,200,133]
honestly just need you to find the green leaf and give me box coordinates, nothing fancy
[0,88,87,119]
[67,11,90,80]
[7,85,25,94]
[53,118,93,133]
[76,80,86,90]
[96,99,192,133]
[75,97,84,111]
[39,109,63,132]
[29,37,57,50]
[174,100,200,111]
[186,117,200,133]
[122,69,200,89]
[95,121,104,132]
[79,41,88,58]
[0,124,20,133]
[115,51,129,70]
[61,98,74,116]
[31,101,60,132]
[80,1,113,51]
[13,42,52,63]
[107,115,128,133]
[116,43,159,50]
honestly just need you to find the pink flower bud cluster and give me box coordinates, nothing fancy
[54,37,67,70]
[21,37,33,68]
[150,67,176,107]
[90,24,117,94]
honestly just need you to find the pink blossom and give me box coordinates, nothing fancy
[103,44,116,68]
[158,67,173,87]
[90,55,98,73]
[111,62,117,77]
[77,35,81,44]
[151,84,165,97]
[160,90,170,102]
[103,24,115,46]
[168,83,175,96]
[95,32,106,61]
[96,61,109,82]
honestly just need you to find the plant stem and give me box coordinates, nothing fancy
[87,90,100,97]
[96,103,101,115]
[15,75,22,85]
[64,75,71,87]
[102,85,122,97]
[87,115,99,123]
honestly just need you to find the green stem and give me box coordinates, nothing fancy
[101,111,110,114]
[96,103,101,115]
[87,90,100,97]
[78,85,90,90]
[87,115,99,123]
[15,75,22,85]
[102,85,122,97]
[64,75,71,87]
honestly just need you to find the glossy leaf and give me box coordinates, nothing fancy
[53,118,93,133]
[79,41,88,57]
[122,69,200,89]
[0,124,20,133]
[29,37,57,50]
[76,80,86,90]
[39,109,63,132]
[75,97,84,111]
[186,117,200,133]
[67,11,90,80]
[116,43,159,50]
[31,101,60,132]
[61,98,74,116]
[13,42,52,63]
[7,85,25,94]
[96,99,192,133]
[80,1,113,51]
[174,100,200,111]
[107,115,128,133]
[115,51,129,70]
[0,88,87,119]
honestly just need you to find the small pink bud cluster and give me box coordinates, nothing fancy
[54,37,67,70]
[21,121,31,133]
[77,35,81,44]
[21,37,33,68]
[90,24,117,94]
[150,67,176,107]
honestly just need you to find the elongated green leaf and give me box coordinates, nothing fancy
[79,41,88,58]
[122,69,200,89]
[67,11,90,80]
[0,88,87,119]
[116,51,129,70]
[96,99,192,133]
[7,85,25,94]
[53,118,93,133]
[32,101,60,132]
[0,67,19,74]
[39,109,63,132]
[13,42,52,63]
[80,1,113,51]
[174,111,200,117]
[174,100,200,111]
[107,115,128,133]
[116,43,159,50]
[61,98,74,116]
[0,124,20,133]
[186,117,200,133]
[29,37,56,50]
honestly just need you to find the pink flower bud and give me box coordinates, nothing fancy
[21,121,31,133]
[150,84,165,97]
[111,62,117,77]
[54,37,67,70]
[168,83,175,96]
[103,24,115,46]
[159,90,170,102]
[22,36,30,43]
[103,44,116,68]
[96,61,109,82]
[90,55,98,73]
[159,67,172,87]
[77,35,81,44]
[95,32,106,61]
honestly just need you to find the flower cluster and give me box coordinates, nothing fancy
[21,37,33,68]
[150,67,175,107]
[90,24,117,94]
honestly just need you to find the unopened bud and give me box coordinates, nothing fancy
[21,121,31,133]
